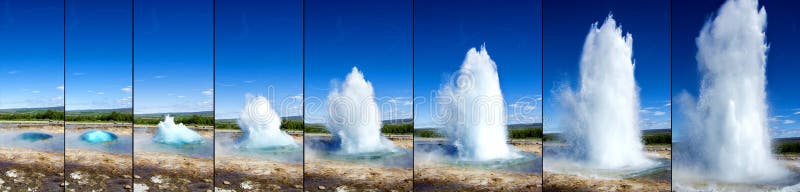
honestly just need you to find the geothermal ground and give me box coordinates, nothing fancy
[0,122,64,192]
[414,138,543,192]
[133,126,214,191]
[65,123,132,191]
[543,145,671,192]
[214,130,303,192]
[304,133,413,191]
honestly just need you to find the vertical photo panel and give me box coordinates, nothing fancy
[0,0,65,190]
[412,0,543,191]
[65,0,133,190]
[303,0,413,190]
[672,0,800,190]
[542,0,671,191]
[133,0,214,191]
[214,0,303,191]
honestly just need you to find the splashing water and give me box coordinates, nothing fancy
[557,15,654,169]
[437,46,519,161]
[80,130,118,144]
[677,0,789,183]
[152,115,205,146]
[236,94,298,149]
[326,67,397,154]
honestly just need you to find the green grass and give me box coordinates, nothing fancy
[304,123,414,134]
[414,126,543,139]
[66,111,132,123]
[776,142,800,154]
[134,114,214,126]
[642,133,671,145]
[215,119,304,131]
[0,109,64,121]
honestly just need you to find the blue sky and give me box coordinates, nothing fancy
[543,0,671,133]
[0,0,64,109]
[65,0,132,111]
[304,0,412,124]
[672,0,800,139]
[413,0,542,128]
[215,0,302,119]
[133,0,213,114]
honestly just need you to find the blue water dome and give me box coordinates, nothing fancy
[16,132,53,142]
[80,130,118,144]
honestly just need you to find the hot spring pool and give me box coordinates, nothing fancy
[543,144,670,181]
[0,130,64,153]
[134,127,213,159]
[65,130,131,155]
[305,135,412,168]
[215,131,302,163]
[415,140,542,173]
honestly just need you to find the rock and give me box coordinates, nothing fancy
[223,180,231,185]
[318,185,326,190]
[134,175,141,179]
[294,184,303,189]
[202,179,211,183]
[124,185,132,189]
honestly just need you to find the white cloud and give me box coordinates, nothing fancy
[177,95,186,98]
[785,120,796,124]
[7,70,19,75]
[31,90,40,94]
[56,85,64,91]
[121,86,132,93]
[243,80,256,83]
[653,111,666,116]
[794,111,800,115]
[96,92,104,95]
[154,75,167,79]
[202,88,214,96]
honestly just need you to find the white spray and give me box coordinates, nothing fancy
[152,115,205,146]
[679,0,788,182]
[559,15,653,169]
[237,94,298,149]
[327,67,396,154]
[438,46,518,161]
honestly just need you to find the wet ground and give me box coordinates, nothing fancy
[0,121,65,191]
[542,144,671,192]
[65,123,132,191]
[133,127,214,191]
[214,130,303,192]
[414,138,543,192]
[304,133,413,191]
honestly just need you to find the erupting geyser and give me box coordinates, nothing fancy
[678,0,788,182]
[81,130,118,144]
[437,46,519,161]
[558,15,653,169]
[326,67,397,154]
[152,115,205,146]
[236,94,298,149]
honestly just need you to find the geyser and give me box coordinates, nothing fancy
[16,132,53,142]
[326,67,397,154]
[678,0,788,183]
[437,46,519,161]
[152,115,205,146]
[236,94,298,149]
[80,130,118,144]
[558,15,653,169]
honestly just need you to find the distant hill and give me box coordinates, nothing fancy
[383,118,412,125]
[135,111,214,118]
[67,108,132,114]
[0,106,64,113]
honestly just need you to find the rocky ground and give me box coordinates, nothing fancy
[133,128,214,191]
[543,145,671,192]
[303,134,413,191]
[0,122,64,191]
[413,138,543,192]
[214,132,304,192]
